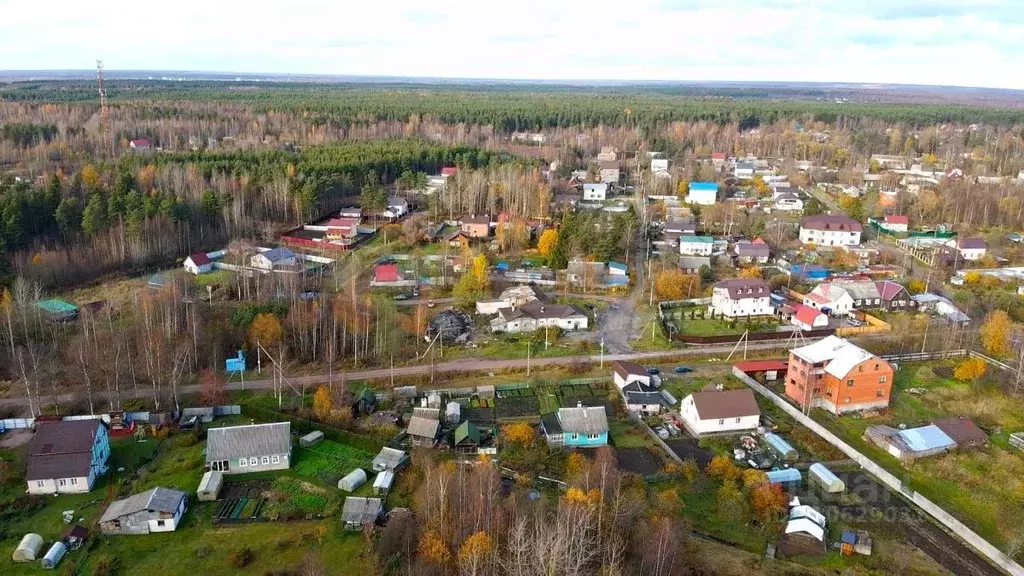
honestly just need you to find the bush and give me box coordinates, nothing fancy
[228,546,255,568]
[91,555,120,576]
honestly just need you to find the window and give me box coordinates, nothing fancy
[845,397,851,403]
[70,478,78,486]
[249,457,258,466]
[36,480,45,488]
[878,376,888,383]
[271,455,280,464]
[847,379,855,387]
[571,433,579,440]
[718,419,725,425]
[588,433,601,440]
[59,479,67,487]
[876,390,885,397]
[261,456,270,465]
[238,458,247,468]
[735,418,741,423]
[858,365,863,372]
[874,363,880,370]
[157,520,166,527]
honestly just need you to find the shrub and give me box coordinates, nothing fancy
[91,555,120,576]
[228,546,255,568]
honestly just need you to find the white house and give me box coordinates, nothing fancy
[651,158,669,175]
[947,238,987,261]
[599,161,620,184]
[685,182,718,205]
[773,192,803,211]
[612,361,650,390]
[878,215,908,233]
[383,197,409,219]
[99,487,188,535]
[791,304,829,331]
[679,235,715,256]
[803,283,855,315]
[734,162,755,179]
[621,382,671,415]
[26,420,110,495]
[583,183,608,201]
[679,389,761,436]
[490,301,589,334]
[251,247,297,271]
[799,215,862,246]
[711,279,773,318]
[476,285,545,315]
[184,252,212,275]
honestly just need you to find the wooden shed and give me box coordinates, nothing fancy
[299,431,325,448]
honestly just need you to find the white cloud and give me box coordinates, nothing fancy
[0,0,1022,89]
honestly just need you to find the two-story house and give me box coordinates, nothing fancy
[786,336,894,415]
[685,182,718,205]
[461,215,491,238]
[710,279,773,318]
[27,419,110,494]
[599,161,620,184]
[583,183,608,201]
[799,215,863,246]
[875,280,917,312]
[734,239,770,264]
[803,283,855,315]
[679,235,715,256]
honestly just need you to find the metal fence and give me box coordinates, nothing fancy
[879,350,968,363]
[0,418,34,430]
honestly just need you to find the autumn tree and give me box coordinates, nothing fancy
[248,312,283,347]
[980,310,1011,357]
[313,385,333,420]
[537,229,558,256]
[741,468,768,489]
[738,267,762,279]
[457,531,494,576]
[501,422,536,446]
[472,253,490,292]
[907,279,927,294]
[655,269,700,301]
[750,482,787,523]
[418,530,451,566]
[953,358,987,381]
[706,455,740,482]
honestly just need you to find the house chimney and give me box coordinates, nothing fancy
[577,401,583,409]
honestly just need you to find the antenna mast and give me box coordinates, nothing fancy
[96,59,111,156]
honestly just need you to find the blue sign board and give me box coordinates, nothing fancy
[225,351,246,373]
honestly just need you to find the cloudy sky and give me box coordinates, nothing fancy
[1,0,1021,89]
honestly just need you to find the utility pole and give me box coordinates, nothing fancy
[600,337,605,369]
[96,60,111,157]
[527,340,531,377]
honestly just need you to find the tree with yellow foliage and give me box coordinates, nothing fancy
[537,229,558,256]
[472,253,490,292]
[418,530,451,566]
[312,385,333,420]
[750,482,787,523]
[566,452,588,483]
[248,313,283,347]
[81,163,102,193]
[954,358,987,381]
[501,422,536,446]
[907,280,927,294]
[457,531,493,576]
[741,468,768,489]
[980,310,1012,357]
[706,455,740,482]
[655,269,700,301]
[752,175,770,197]
[738,267,762,279]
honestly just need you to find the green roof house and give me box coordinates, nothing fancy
[35,299,79,322]
[453,421,480,450]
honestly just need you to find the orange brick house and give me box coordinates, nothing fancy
[785,336,894,415]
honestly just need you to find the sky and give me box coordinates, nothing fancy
[1,0,1023,89]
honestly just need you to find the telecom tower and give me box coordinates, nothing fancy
[96,59,111,156]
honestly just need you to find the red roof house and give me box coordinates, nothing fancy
[374,263,401,283]
[883,215,909,225]
[792,303,828,331]
[441,167,460,177]
[712,153,727,161]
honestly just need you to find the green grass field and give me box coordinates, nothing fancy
[293,440,374,484]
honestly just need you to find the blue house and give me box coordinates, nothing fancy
[542,405,608,447]
[790,264,829,281]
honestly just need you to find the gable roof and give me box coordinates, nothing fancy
[454,421,480,446]
[688,389,760,420]
[896,425,956,452]
[714,279,771,300]
[883,215,909,225]
[29,420,100,457]
[612,360,648,380]
[407,416,440,439]
[806,283,852,305]
[793,303,825,325]
[801,215,863,232]
[832,280,880,301]
[187,252,211,266]
[932,417,987,446]
[130,138,151,147]
[342,497,383,524]
[259,247,296,262]
[462,215,490,225]
[790,335,859,364]
[680,235,715,244]
[689,182,717,191]
[957,237,986,250]
[622,381,671,407]
[678,256,711,270]
[99,487,186,523]
[441,167,459,176]
[824,345,882,380]
[557,406,608,435]
[735,242,770,257]
[874,280,907,302]
[206,422,291,462]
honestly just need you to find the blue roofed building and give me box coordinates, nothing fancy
[766,468,802,487]
[251,247,297,271]
[685,182,718,205]
[865,424,956,462]
[790,264,829,281]
[608,261,627,276]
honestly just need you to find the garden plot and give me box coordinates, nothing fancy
[614,447,664,476]
[293,440,374,484]
[494,388,541,421]
[558,383,610,411]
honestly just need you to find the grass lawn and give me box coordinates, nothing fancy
[468,335,586,360]
[608,417,655,448]
[811,362,1024,554]
[678,317,780,337]
[677,475,769,553]
[194,269,233,288]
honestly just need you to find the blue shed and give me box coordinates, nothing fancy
[689,182,718,192]
[495,262,510,271]
[225,351,246,373]
[791,264,829,281]
[608,261,627,275]
[766,468,802,486]
[764,433,798,462]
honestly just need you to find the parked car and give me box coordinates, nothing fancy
[664,422,681,437]
[654,426,670,440]
[427,300,435,308]
[673,366,693,374]
[847,318,863,327]
[393,293,412,301]
[647,367,660,375]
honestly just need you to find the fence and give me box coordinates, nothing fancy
[879,350,968,363]
[731,365,1024,576]
[835,311,891,337]
[0,418,34,431]
[969,350,1015,372]
[1010,433,1024,452]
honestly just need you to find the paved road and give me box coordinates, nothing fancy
[0,339,804,412]
[393,292,622,307]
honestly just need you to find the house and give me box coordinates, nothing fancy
[352,388,377,416]
[651,158,669,175]
[374,262,402,284]
[912,293,970,325]
[453,421,481,451]
[583,183,608,201]
[26,420,110,494]
[251,247,297,271]
[679,389,761,436]
[874,280,916,312]
[710,279,773,318]
[734,240,770,264]
[461,215,491,238]
[786,336,894,415]
[490,300,589,333]
[544,405,608,447]
[476,285,546,315]
[734,162,755,179]
[324,217,360,240]
[567,259,607,287]
[599,161,620,184]
[372,447,410,473]
[129,138,151,152]
[679,235,715,256]
[383,197,408,219]
[441,166,459,177]
[597,146,618,162]
[447,230,471,249]
[799,215,862,246]
[407,407,441,447]
[621,381,672,415]
[679,256,711,274]
[831,280,881,309]
[686,182,718,205]
[184,252,212,275]
[205,422,291,474]
[664,217,697,235]
[99,487,188,535]
[774,192,803,211]
[612,360,651,389]
[791,304,829,331]
[341,497,384,530]
[711,152,728,166]
[871,154,906,170]
[338,207,363,220]
[878,215,909,233]
[865,424,956,462]
[946,237,987,261]
[932,417,988,450]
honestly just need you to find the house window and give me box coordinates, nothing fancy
[249,457,258,466]
[845,397,851,403]
[157,520,165,527]
[70,478,78,485]
[272,455,280,464]
[588,433,601,440]
[261,456,270,465]
[858,365,863,372]
[238,459,247,468]
[847,379,855,387]
[571,433,579,440]
[59,479,67,487]
[735,418,741,423]
[874,363,880,370]
[876,390,885,397]
[718,419,725,425]
[878,376,887,383]
[36,480,45,488]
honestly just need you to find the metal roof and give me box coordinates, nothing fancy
[27,420,102,481]
[454,421,480,446]
[35,299,79,315]
[259,247,296,262]
[689,389,760,420]
[897,425,956,453]
[689,182,718,191]
[557,406,608,435]
[406,416,440,439]
[205,422,291,462]
[99,487,187,524]
[372,447,408,471]
[767,468,802,484]
[342,497,383,525]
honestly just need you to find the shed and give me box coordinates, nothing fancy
[371,447,409,473]
[372,470,395,495]
[299,431,325,447]
[445,401,461,424]
[341,497,383,530]
[339,468,368,492]
[426,392,442,408]
[197,470,224,501]
[766,468,802,486]
[808,463,845,493]
[453,421,480,449]
[764,433,798,462]
[12,533,44,562]
[40,542,67,569]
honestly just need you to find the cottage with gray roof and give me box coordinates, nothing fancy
[251,247,297,271]
[99,487,188,534]
[205,422,291,474]
[342,497,384,530]
[546,405,608,447]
